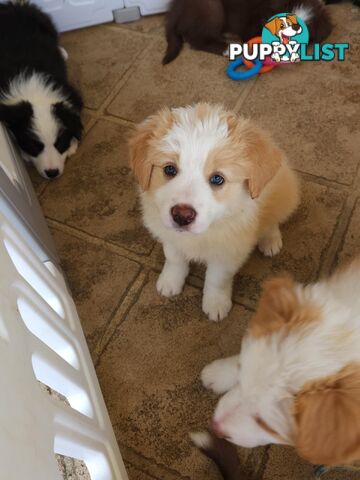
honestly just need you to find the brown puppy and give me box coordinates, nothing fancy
[163,0,333,64]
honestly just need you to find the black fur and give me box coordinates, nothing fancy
[163,0,334,64]
[0,1,83,175]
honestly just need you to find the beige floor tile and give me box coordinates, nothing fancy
[325,467,360,479]
[239,5,360,185]
[263,446,360,480]
[61,26,148,109]
[50,226,140,356]
[107,37,253,123]
[125,463,158,480]
[263,446,315,479]
[336,198,360,265]
[97,272,262,479]
[115,14,165,35]
[233,181,346,306]
[41,120,154,255]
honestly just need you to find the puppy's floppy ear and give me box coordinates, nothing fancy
[250,276,298,336]
[244,126,282,199]
[250,276,318,337]
[53,102,83,140]
[265,17,280,35]
[128,109,173,191]
[294,366,360,466]
[0,101,33,128]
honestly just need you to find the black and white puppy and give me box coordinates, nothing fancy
[0,0,83,179]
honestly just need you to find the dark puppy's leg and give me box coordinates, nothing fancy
[189,36,228,56]
[163,0,185,65]
[191,431,254,480]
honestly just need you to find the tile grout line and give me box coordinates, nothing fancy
[94,269,149,362]
[118,442,192,480]
[91,38,158,119]
[45,217,154,265]
[327,195,358,274]
[318,192,358,278]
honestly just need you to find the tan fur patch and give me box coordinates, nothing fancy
[249,276,320,338]
[294,364,360,465]
[128,108,173,191]
[205,115,283,200]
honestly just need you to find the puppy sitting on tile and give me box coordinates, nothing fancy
[128,103,299,321]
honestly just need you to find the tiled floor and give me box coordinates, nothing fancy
[31,4,360,480]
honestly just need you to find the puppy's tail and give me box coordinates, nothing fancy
[294,2,332,43]
[163,20,183,65]
[190,431,252,480]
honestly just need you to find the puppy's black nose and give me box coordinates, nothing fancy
[45,168,59,179]
[171,204,197,227]
[292,23,301,31]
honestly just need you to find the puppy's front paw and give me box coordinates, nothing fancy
[202,289,232,321]
[258,227,283,257]
[156,269,184,297]
[67,139,79,157]
[201,358,237,394]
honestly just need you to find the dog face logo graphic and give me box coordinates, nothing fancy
[265,15,302,44]
[262,12,309,63]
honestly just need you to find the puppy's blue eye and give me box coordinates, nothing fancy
[164,164,177,177]
[210,174,225,186]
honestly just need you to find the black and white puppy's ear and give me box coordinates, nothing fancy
[0,101,33,129]
[53,102,83,140]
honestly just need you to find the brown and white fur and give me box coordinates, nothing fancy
[129,104,299,321]
[202,258,360,465]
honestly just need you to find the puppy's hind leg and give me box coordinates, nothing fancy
[258,224,283,257]
[190,37,229,56]
[157,243,189,297]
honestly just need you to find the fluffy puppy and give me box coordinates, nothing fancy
[129,104,299,321]
[163,0,333,64]
[201,257,360,465]
[0,1,83,179]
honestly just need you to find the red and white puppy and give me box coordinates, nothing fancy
[202,258,360,465]
[129,104,299,321]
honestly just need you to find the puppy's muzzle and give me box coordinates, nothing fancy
[171,204,197,227]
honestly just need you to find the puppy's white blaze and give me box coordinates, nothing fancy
[293,5,313,23]
[2,72,65,106]
[163,105,229,171]
[189,431,212,449]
